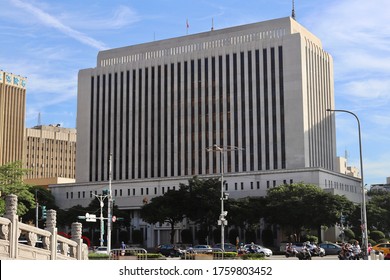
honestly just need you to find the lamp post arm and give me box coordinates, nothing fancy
[326,108,368,257]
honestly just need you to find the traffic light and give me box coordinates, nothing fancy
[41,205,47,220]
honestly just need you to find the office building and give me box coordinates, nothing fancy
[0,70,26,166]
[24,125,76,186]
[51,17,362,246]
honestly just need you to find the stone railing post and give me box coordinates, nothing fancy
[45,209,57,260]
[71,222,83,260]
[4,194,19,259]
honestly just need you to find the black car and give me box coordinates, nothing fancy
[156,244,185,257]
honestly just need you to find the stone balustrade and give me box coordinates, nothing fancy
[0,194,88,260]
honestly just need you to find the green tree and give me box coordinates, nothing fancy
[22,186,57,226]
[140,187,188,244]
[265,183,354,241]
[227,196,267,243]
[367,190,390,232]
[183,176,221,243]
[0,161,35,216]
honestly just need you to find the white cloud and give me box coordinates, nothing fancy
[9,0,107,50]
[341,79,390,101]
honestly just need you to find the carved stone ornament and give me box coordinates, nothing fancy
[0,224,9,240]
[45,210,57,229]
[27,232,38,247]
[5,194,18,218]
[42,236,50,249]
[70,246,77,258]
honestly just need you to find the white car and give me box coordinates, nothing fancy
[94,246,109,254]
[244,244,273,257]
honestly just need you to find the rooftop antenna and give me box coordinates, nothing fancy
[292,0,296,20]
[211,18,214,31]
[37,112,41,126]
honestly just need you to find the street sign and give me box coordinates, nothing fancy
[86,213,97,222]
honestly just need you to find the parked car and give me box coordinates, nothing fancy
[319,243,342,255]
[192,244,213,253]
[94,246,109,254]
[156,244,185,257]
[372,243,390,256]
[213,243,237,252]
[244,244,273,257]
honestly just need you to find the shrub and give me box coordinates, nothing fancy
[370,230,385,242]
[88,253,109,260]
[303,235,318,244]
[213,252,238,259]
[343,228,355,240]
[241,253,266,260]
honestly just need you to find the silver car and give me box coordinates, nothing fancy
[192,244,213,253]
[244,244,273,257]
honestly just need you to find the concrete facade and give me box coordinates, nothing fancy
[50,17,362,247]
[24,125,77,180]
[0,70,26,166]
[76,17,336,183]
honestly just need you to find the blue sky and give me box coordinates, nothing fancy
[1,0,389,186]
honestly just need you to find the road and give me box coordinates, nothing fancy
[269,254,338,260]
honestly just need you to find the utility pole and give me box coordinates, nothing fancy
[206,145,243,252]
[93,193,107,247]
[107,153,113,253]
[35,189,39,227]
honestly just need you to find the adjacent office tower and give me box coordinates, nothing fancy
[24,125,77,180]
[76,17,336,184]
[0,70,27,166]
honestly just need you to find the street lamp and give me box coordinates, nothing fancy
[207,145,242,252]
[326,108,368,257]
